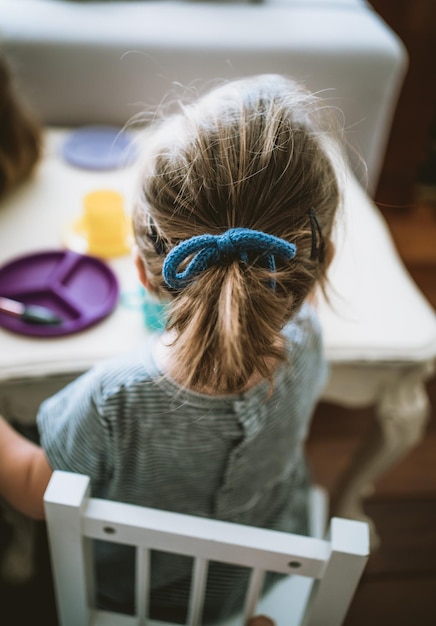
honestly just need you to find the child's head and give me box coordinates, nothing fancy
[0,56,42,201]
[133,74,341,393]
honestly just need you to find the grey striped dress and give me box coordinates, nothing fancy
[37,302,327,621]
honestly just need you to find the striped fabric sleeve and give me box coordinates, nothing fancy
[36,367,112,492]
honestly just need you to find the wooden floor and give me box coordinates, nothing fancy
[0,197,435,625]
[307,194,436,626]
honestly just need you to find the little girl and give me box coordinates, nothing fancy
[0,74,341,622]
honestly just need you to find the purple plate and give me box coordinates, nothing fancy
[61,126,137,170]
[0,250,119,337]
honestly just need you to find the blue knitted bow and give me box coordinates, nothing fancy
[162,227,297,290]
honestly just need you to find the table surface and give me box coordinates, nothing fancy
[0,128,435,383]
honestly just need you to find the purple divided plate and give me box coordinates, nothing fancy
[61,126,137,170]
[0,250,119,337]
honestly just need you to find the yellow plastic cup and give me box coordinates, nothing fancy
[65,189,132,258]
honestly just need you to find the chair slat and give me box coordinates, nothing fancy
[187,557,208,626]
[243,567,265,624]
[135,546,150,623]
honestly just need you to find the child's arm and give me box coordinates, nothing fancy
[0,415,52,520]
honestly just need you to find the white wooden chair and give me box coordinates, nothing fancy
[44,471,369,626]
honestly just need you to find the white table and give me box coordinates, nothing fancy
[1,129,436,551]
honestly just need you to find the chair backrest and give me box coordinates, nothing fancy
[44,471,369,626]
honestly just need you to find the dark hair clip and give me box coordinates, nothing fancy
[309,207,325,262]
[147,219,167,256]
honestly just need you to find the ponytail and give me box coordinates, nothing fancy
[166,262,293,393]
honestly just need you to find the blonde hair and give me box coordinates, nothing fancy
[133,74,342,394]
[0,57,42,200]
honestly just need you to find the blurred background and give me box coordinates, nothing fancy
[369,0,436,309]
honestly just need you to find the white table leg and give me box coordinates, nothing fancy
[333,361,434,549]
